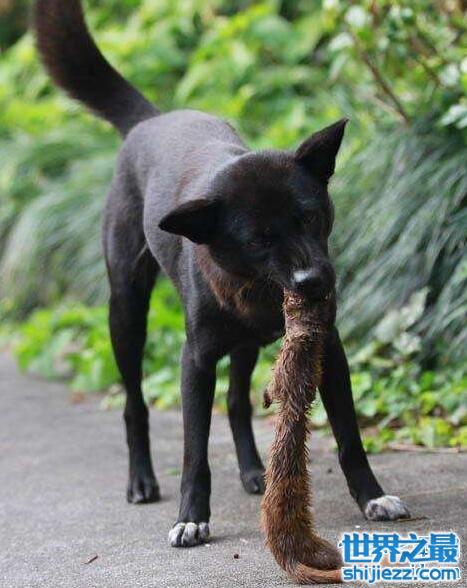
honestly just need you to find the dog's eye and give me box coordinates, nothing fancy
[250,234,273,248]
[250,239,271,248]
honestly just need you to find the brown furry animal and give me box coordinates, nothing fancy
[261,292,343,584]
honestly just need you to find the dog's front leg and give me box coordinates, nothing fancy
[169,342,216,547]
[319,327,410,521]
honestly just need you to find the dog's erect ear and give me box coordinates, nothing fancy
[158,199,221,244]
[295,118,348,182]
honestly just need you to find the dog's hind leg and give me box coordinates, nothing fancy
[319,327,410,521]
[105,205,160,504]
[228,344,265,494]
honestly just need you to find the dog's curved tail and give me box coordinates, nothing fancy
[34,0,158,136]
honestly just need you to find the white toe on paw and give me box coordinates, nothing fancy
[365,495,410,521]
[198,522,210,542]
[168,522,210,547]
[168,523,185,547]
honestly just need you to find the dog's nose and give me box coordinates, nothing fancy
[292,268,327,299]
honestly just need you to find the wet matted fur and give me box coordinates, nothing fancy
[262,292,342,584]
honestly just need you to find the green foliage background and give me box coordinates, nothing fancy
[0,0,466,450]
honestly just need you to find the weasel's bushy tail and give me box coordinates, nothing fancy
[34,0,158,136]
[262,433,343,584]
[261,294,343,584]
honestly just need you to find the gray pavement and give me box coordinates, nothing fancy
[0,353,466,587]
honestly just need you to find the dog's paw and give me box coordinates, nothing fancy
[364,495,410,521]
[126,472,160,504]
[168,522,210,547]
[240,468,265,495]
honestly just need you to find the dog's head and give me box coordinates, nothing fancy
[159,119,347,301]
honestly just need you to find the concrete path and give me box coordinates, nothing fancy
[1,354,465,587]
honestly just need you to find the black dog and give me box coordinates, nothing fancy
[35,0,409,547]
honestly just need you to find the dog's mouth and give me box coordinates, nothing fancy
[258,265,335,304]
[288,282,334,303]
[274,281,334,304]
[266,277,333,303]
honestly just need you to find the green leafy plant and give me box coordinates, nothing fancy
[325,0,466,128]
[343,291,467,450]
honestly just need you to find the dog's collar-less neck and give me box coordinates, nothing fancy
[196,245,256,316]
